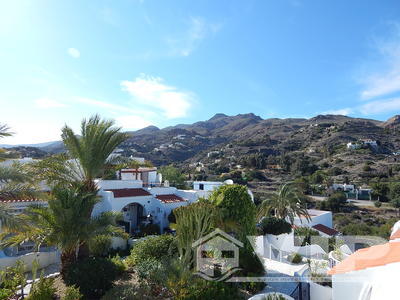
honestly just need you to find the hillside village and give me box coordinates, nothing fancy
[1,114,400,299]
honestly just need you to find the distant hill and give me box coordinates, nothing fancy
[3,114,400,170]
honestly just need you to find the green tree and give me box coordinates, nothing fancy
[0,125,39,230]
[370,181,390,202]
[258,183,310,224]
[61,114,128,191]
[159,165,187,188]
[389,182,400,201]
[326,192,348,212]
[209,185,256,241]
[0,185,126,277]
[391,197,400,217]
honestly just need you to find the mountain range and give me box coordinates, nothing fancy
[4,113,400,167]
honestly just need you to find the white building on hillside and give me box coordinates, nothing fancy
[292,209,339,237]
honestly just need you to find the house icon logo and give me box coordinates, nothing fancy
[192,228,243,281]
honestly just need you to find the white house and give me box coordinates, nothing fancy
[0,157,35,167]
[93,179,199,235]
[328,223,400,299]
[331,183,355,192]
[118,167,162,186]
[346,142,361,150]
[292,209,333,229]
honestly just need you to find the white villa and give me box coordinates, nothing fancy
[328,221,400,299]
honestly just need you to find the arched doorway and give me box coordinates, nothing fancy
[121,203,145,235]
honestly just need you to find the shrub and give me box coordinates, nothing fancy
[27,276,56,300]
[294,227,320,246]
[134,258,163,282]
[289,253,303,264]
[63,285,82,300]
[138,223,161,236]
[65,257,120,299]
[0,263,25,300]
[374,201,382,208]
[263,294,287,300]
[101,284,153,300]
[109,255,126,274]
[126,234,177,267]
[90,235,112,257]
[259,217,292,235]
[184,280,241,300]
[326,192,347,212]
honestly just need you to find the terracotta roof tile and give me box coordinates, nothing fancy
[156,194,186,203]
[328,242,400,275]
[312,224,339,236]
[105,188,151,198]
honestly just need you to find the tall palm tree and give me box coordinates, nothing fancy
[0,185,126,277]
[257,183,311,224]
[61,115,129,192]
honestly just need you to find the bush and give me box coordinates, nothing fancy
[184,280,241,300]
[90,235,112,257]
[289,253,303,264]
[134,258,163,282]
[63,285,82,300]
[259,217,292,235]
[27,276,56,300]
[138,223,161,236]
[126,234,177,267]
[374,201,382,208]
[294,227,320,246]
[101,284,152,300]
[326,192,347,212]
[109,255,126,274]
[65,257,120,299]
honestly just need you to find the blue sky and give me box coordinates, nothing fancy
[1,0,400,144]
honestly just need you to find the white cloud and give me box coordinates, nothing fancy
[121,74,194,118]
[322,108,354,116]
[67,48,80,58]
[359,23,400,99]
[359,97,400,115]
[321,97,400,117]
[116,115,153,130]
[75,97,131,112]
[166,17,221,57]
[35,98,66,108]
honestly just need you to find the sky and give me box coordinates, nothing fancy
[1,0,400,144]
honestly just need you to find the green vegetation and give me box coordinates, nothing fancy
[65,257,122,299]
[317,192,347,212]
[258,183,310,224]
[126,234,177,267]
[26,275,57,300]
[259,216,292,235]
[159,165,187,188]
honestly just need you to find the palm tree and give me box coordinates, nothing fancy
[0,124,12,138]
[258,183,311,224]
[0,124,38,229]
[0,185,126,277]
[61,114,129,192]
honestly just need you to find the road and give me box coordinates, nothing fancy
[309,195,375,207]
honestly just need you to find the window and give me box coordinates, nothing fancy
[199,183,204,190]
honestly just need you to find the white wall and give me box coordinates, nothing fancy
[96,179,143,189]
[332,262,400,300]
[310,282,332,300]
[0,251,59,272]
[193,181,223,191]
